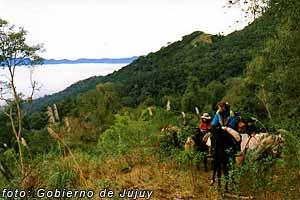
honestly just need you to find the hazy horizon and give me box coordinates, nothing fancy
[0,63,128,105]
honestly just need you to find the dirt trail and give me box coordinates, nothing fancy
[115,163,221,200]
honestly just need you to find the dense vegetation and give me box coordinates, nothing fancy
[1,0,300,199]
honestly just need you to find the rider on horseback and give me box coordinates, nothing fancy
[199,113,213,156]
[211,101,240,156]
[212,101,236,130]
[199,113,212,132]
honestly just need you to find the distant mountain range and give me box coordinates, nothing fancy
[43,56,139,65]
[0,56,139,66]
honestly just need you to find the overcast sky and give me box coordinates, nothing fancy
[0,0,248,59]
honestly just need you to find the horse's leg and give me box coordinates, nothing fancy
[217,162,222,189]
[195,152,200,170]
[209,150,214,171]
[223,158,230,192]
[173,131,179,148]
[208,146,212,156]
[204,153,208,172]
[210,169,216,186]
[210,158,218,186]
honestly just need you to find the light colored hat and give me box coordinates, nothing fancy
[201,113,211,119]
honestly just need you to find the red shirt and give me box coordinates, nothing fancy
[200,120,212,131]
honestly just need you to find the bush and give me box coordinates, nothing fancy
[97,114,155,157]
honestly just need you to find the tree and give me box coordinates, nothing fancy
[206,80,226,111]
[225,0,269,20]
[78,82,120,133]
[224,0,300,124]
[0,19,43,176]
[181,76,208,113]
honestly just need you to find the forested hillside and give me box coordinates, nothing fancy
[1,0,300,199]
[28,8,278,113]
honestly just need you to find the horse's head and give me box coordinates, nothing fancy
[253,133,284,160]
[271,134,284,158]
[184,136,195,151]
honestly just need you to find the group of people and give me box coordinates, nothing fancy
[199,101,241,156]
[199,101,236,132]
[196,101,283,186]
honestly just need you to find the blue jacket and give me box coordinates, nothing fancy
[212,109,236,129]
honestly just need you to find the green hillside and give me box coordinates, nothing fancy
[103,15,277,105]
[28,10,278,113]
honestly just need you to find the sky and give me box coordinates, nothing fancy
[0,0,249,59]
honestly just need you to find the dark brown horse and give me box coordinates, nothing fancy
[210,128,239,190]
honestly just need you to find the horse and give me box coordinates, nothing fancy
[210,128,240,190]
[184,127,211,171]
[240,132,284,161]
[158,124,180,148]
